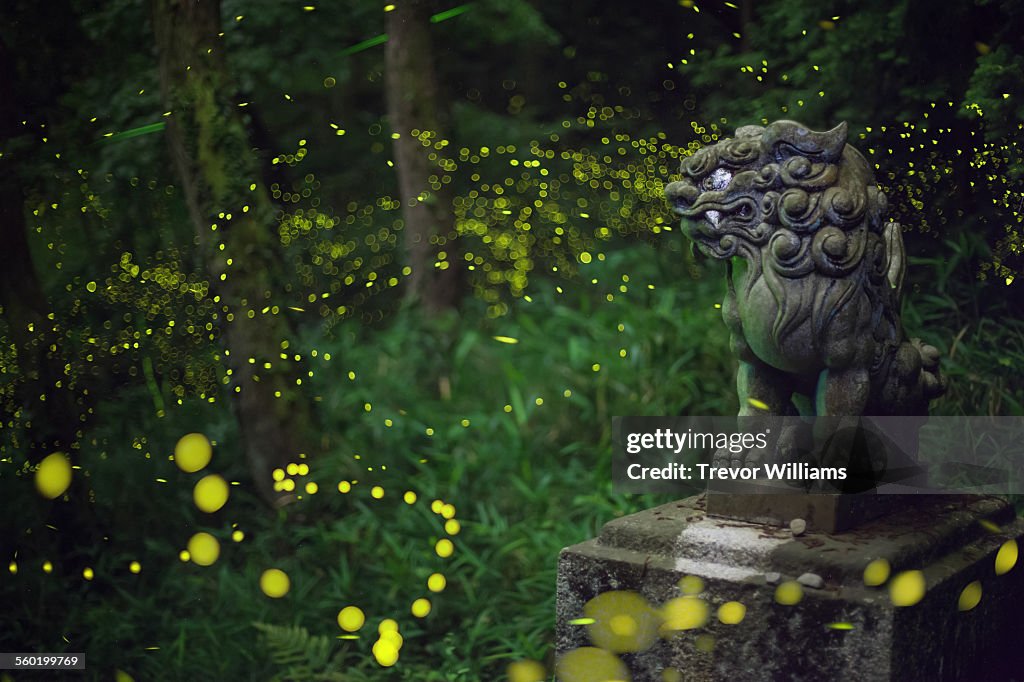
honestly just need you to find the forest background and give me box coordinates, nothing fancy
[1,0,1023,679]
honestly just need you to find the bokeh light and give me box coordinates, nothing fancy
[173,433,212,473]
[193,474,229,513]
[661,596,709,631]
[774,581,803,606]
[35,452,72,499]
[337,606,365,632]
[889,570,926,607]
[187,532,220,566]
[958,580,982,612]
[863,558,891,587]
[717,601,746,624]
[259,568,291,598]
[555,647,630,682]
[584,590,659,653]
[507,659,546,682]
[995,539,1018,575]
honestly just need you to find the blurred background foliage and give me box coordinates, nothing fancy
[0,0,1022,679]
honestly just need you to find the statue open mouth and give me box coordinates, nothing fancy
[674,194,759,258]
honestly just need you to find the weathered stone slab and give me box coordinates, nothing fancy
[556,495,1024,681]
[705,486,903,534]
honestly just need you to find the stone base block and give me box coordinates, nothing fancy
[705,486,905,533]
[556,495,1024,681]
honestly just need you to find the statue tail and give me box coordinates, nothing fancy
[877,338,947,414]
[912,338,947,402]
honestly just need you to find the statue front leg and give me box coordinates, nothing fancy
[814,368,881,479]
[712,359,796,467]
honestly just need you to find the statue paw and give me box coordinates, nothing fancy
[711,448,727,468]
[743,446,768,468]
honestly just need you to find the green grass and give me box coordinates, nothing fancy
[2,238,1022,681]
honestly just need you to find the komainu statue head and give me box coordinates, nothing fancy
[665,121,945,465]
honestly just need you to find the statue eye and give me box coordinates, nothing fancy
[702,167,733,191]
[737,204,753,218]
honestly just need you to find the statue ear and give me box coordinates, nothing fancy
[765,120,848,163]
[812,122,848,162]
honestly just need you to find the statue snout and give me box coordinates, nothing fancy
[665,179,699,212]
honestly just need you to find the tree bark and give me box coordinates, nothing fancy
[0,36,79,457]
[385,0,463,313]
[152,0,313,505]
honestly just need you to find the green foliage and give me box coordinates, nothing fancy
[252,622,347,682]
[2,0,1023,679]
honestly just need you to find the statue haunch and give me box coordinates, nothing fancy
[665,121,946,467]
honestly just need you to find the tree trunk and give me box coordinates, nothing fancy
[152,0,313,505]
[385,0,463,313]
[0,36,79,457]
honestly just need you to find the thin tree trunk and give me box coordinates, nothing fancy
[0,37,78,457]
[152,0,313,505]
[739,0,753,53]
[386,0,463,313]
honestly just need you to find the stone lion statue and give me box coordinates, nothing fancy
[665,120,946,468]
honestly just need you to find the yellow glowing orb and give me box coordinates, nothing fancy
[372,639,399,667]
[129,561,142,574]
[695,634,716,652]
[678,575,704,595]
[445,519,461,536]
[661,596,709,631]
[555,647,629,682]
[411,598,431,618]
[404,491,417,504]
[173,433,212,473]
[115,670,135,682]
[889,570,926,607]
[193,474,229,513]
[958,580,982,612]
[427,573,447,592]
[995,539,1018,575]
[774,581,803,606]
[508,659,547,682]
[378,618,399,634]
[371,485,384,499]
[260,568,290,598]
[338,481,351,493]
[337,606,365,632]
[83,567,94,580]
[609,614,637,637]
[586,590,660,653]
[718,601,746,624]
[36,453,72,499]
[379,629,403,650]
[863,558,891,587]
[187,532,220,566]
[435,539,454,558]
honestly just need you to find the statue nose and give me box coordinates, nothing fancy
[665,180,699,208]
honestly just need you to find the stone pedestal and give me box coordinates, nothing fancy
[556,495,1024,681]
